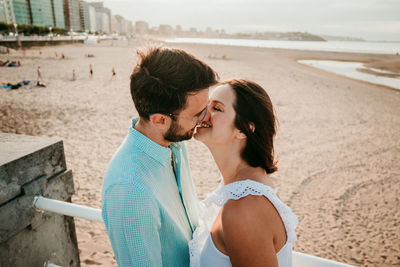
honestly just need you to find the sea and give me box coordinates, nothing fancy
[299,60,400,90]
[166,38,400,55]
[166,38,400,90]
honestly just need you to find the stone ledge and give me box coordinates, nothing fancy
[0,170,74,243]
[0,133,80,266]
[0,133,67,206]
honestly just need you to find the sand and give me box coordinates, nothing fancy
[1,39,399,267]
[365,59,400,73]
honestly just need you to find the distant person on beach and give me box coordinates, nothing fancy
[0,60,20,67]
[37,66,42,81]
[61,53,65,59]
[89,64,93,77]
[189,79,298,267]
[36,80,46,87]
[1,80,30,89]
[102,47,218,266]
[112,67,116,77]
[72,69,76,81]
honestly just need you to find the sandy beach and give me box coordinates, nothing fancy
[1,39,399,266]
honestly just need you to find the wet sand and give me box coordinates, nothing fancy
[1,39,399,266]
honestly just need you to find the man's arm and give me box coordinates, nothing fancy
[103,183,162,266]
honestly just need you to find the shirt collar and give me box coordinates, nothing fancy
[128,118,173,166]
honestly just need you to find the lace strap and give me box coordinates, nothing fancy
[204,179,298,243]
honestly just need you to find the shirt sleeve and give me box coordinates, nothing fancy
[103,183,162,266]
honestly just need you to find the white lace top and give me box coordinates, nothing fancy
[189,179,298,267]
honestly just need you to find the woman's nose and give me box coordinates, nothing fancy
[203,105,211,121]
[196,105,210,126]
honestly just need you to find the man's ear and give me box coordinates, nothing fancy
[149,113,170,130]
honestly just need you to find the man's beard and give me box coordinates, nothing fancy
[164,120,195,142]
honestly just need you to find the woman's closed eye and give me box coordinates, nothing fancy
[212,106,222,112]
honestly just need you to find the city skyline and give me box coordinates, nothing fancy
[101,0,400,41]
[0,0,134,35]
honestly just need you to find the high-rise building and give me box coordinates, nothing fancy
[95,10,101,32]
[175,25,182,36]
[51,0,65,28]
[3,0,117,33]
[9,0,66,29]
[159,24,173,36]
[0,0,15,24]
[64,0,80,31]
[95,10,110,33]
[189,27,197,36]
[112,14,128,34]
[30,0,53,27]
[110,14,117,33]
[101,10,109,33]
[79,0,90,31]
[135,21,148,35]
[90,2,111,33]
[87,3,95,32]
[11,0,30,25]
[205,27,218,38]
[126,20,134,35]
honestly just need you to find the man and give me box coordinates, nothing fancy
[102,47,218,266]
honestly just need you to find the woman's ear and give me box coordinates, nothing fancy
[235,122,255,140]
[249,122,256,133]
[235,129,247,140]
[249,122,255,133]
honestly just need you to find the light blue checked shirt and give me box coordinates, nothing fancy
[102,118,199,267]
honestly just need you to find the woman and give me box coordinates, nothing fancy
[190,79,298,267]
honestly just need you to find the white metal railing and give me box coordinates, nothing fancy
[33,196,103,222]
[32,196,355,267]
[292,251,354,267]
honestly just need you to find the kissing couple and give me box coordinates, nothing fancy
[102,47,298,267]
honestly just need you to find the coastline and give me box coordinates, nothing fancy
[1,39,399,266]
[166,38,400,55]
[171,41,400,91]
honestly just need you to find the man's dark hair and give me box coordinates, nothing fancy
[223,79,278,174]
[130,47,219,120]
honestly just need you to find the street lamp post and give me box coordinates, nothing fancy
[49,26,53,41]
[13,23,21,49]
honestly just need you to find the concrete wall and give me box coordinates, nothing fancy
[0,133,80,267]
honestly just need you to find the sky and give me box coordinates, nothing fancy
[102,0,400,41]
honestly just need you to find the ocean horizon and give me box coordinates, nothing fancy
[166,38,400,55]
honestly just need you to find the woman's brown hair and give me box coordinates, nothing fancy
[223,79,278,174]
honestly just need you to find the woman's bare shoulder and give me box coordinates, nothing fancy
[221,194,278,231]
[220,195,280,266]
